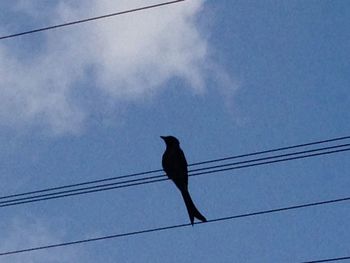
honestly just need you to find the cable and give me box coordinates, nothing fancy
[1,135,349,202]
[1,144,349,208]
[189,143,350,174]
[301,256,350,262]
[2,135,349,201]
[1,135,348,201]
[0,195,349,256]
[0,169,163,201]
[4,143,346,205]
[190,135,350,167]
[0,0,185,40]
[1,146,349,207]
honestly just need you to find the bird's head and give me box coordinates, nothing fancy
[160,136,180,147]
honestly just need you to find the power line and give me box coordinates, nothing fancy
[1,142,349,208]
[1,145,349,208]
[2,135,349,202]
[190,135,350,167]
[0,0,185,41]
[189,143,350,174]
[0,168,163,201]
[301,256,350,263]
[0,195,349,257]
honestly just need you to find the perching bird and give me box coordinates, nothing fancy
[160,136,207,225]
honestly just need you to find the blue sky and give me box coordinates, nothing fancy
[0,0,349,262]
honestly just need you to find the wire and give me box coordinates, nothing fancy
[189,143,350,173]
[0,0,185,40]
[1,135,349,202]
[2,135,349,201]
[1,146,349,207]
[189,135,350,167]
[0,169,163,201]
[0,195,349,257]
[301,256,350,263]
[1,144,349,208]
[1,146,349,208]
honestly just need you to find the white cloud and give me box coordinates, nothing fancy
[0,0,225,134]
[0,216,83,263]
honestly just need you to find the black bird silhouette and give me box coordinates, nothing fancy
[160,136,207,225]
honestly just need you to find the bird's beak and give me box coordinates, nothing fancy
[160,136,166,140]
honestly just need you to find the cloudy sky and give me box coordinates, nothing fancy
[0,0,349,262]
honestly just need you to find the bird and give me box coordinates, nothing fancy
[160,135,207,225]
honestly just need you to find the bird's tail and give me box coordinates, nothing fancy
[181,190,207,226]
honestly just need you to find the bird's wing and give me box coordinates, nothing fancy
[162,148,188,188]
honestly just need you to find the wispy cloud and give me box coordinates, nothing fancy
[0,216,84,263]
[0,0,232,134]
